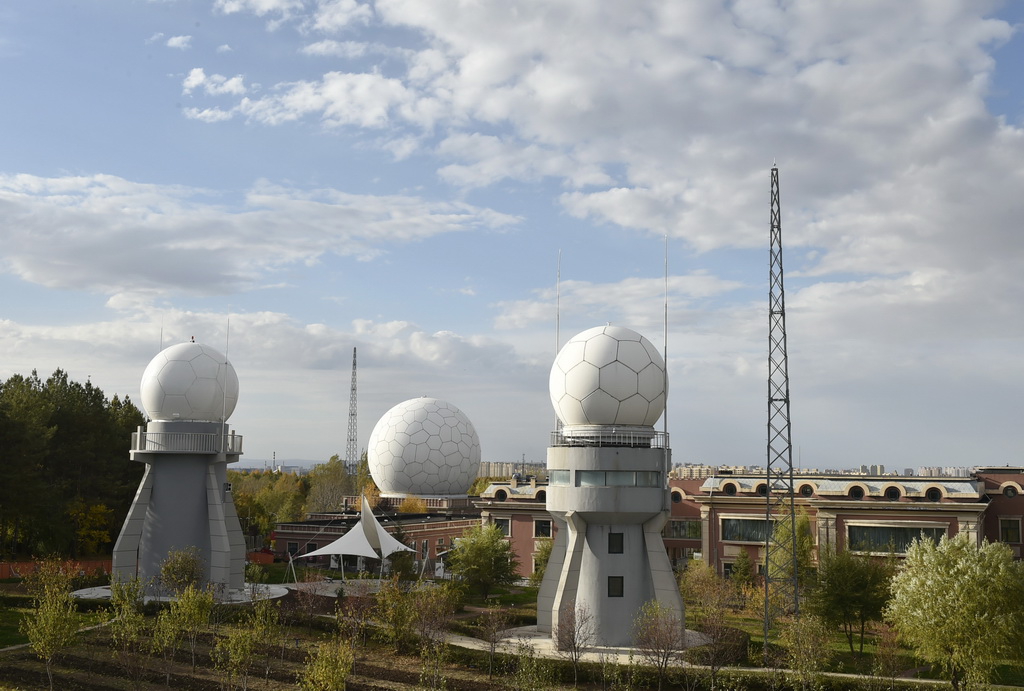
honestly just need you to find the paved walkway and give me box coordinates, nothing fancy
[447,624,710,665]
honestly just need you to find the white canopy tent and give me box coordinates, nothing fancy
[297,497,414,565]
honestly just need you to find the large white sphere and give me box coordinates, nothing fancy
[140,342,239,422]
[367,398,481,497]
[549,325,667,427]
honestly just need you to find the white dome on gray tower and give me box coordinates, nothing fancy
[367,397,481,497]
[140,342,239,422]
[549,325,666,428]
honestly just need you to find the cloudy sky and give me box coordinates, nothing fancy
[1,1,1022,472]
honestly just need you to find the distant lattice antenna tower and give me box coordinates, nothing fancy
[764,165,799,645]
[345,347,359,473]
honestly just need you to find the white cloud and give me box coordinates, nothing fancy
[301,40,370,58]
[307,0,373,33]
[214,0,302,19]
[181,67,247,96]
[216,44,233,53]
[184,107,235,122]
[166,35,192,50]
[236,72,412,127]
[0,173,520,298]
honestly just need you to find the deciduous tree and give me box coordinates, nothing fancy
[806,547,891,653]
[107,575,148,689]
[21,559,79,691]
[885,533,1024,691]
[632,600,684,691]
[779,614,833,691]
[556,598,594,687]
[297,637,353,691]
[446,523,519,599]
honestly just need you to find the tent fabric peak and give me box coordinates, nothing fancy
[298,495,415,560]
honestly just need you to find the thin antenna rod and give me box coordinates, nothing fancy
[555,250,563,433]
[663,234,670,486]
[222,319,230,452]
[556,249,562,354]
[663,234,669,436]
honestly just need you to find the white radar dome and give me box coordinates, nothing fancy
[549,325,667,427]
[367,397,481,497]
[140,342,239,422]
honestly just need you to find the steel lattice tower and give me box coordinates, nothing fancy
[345,347,358,473]
[764,165,799,645]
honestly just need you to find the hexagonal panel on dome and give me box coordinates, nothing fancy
[563,361,600,400]
[583,333,620,368]
[581,389,620,423]
[598,361,639,401]
[617,340,652,372]
[549,325,667,427]
[367,397,481,496]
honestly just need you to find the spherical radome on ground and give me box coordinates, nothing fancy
[140,342,239,422]
[367,398,481,496]
[549,325,667,427]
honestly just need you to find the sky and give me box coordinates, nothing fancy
[1,1,1023,472]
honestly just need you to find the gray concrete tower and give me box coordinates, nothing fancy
[112,342,246,593]
[537,325,683,647]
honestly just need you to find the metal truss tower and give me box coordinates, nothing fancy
[345,347,359,473]
[764,165,799,644]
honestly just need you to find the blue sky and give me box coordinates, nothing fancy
[1,1,1022,471]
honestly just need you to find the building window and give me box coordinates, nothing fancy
[926,487,943,502]
[885,487,901,501]
[1004,486,1019,498]
[756,484,767,496]
[608,576,624,597]
[534,519,552,538]
[421,540,429,559]
[664,520,702,539]
[608,532,624,554]
[287,542,299,556]
[576,470,662,487]
[999,518,1021,543]
[671,491,683,504]
[799,484,814,497]
[636,471,661,487]
[722,483,737,496]
[848,486,865,500]
[437,537,446,546]
[721,518,772,543]
[722,562,734,578]
[550,470,570,485]
[848,525,945,553]
[493,518,511,536]
[306,542,318,554]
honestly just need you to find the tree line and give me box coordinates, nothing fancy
[0,370,145,558]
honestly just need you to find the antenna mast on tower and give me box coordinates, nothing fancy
[764,164,799,644]
[346,347,359,473]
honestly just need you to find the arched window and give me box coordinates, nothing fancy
[848,486,865,500]
[494,489,508,502]
[722,483,737,496]
[885,486,901,501]
[799,484,814,497]
[926,487,943,502]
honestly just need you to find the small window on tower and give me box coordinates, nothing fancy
[608,576,624,597]
[608,532,624,554]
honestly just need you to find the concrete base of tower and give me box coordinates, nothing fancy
[537,443,684,648]
[112,420,246,594]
